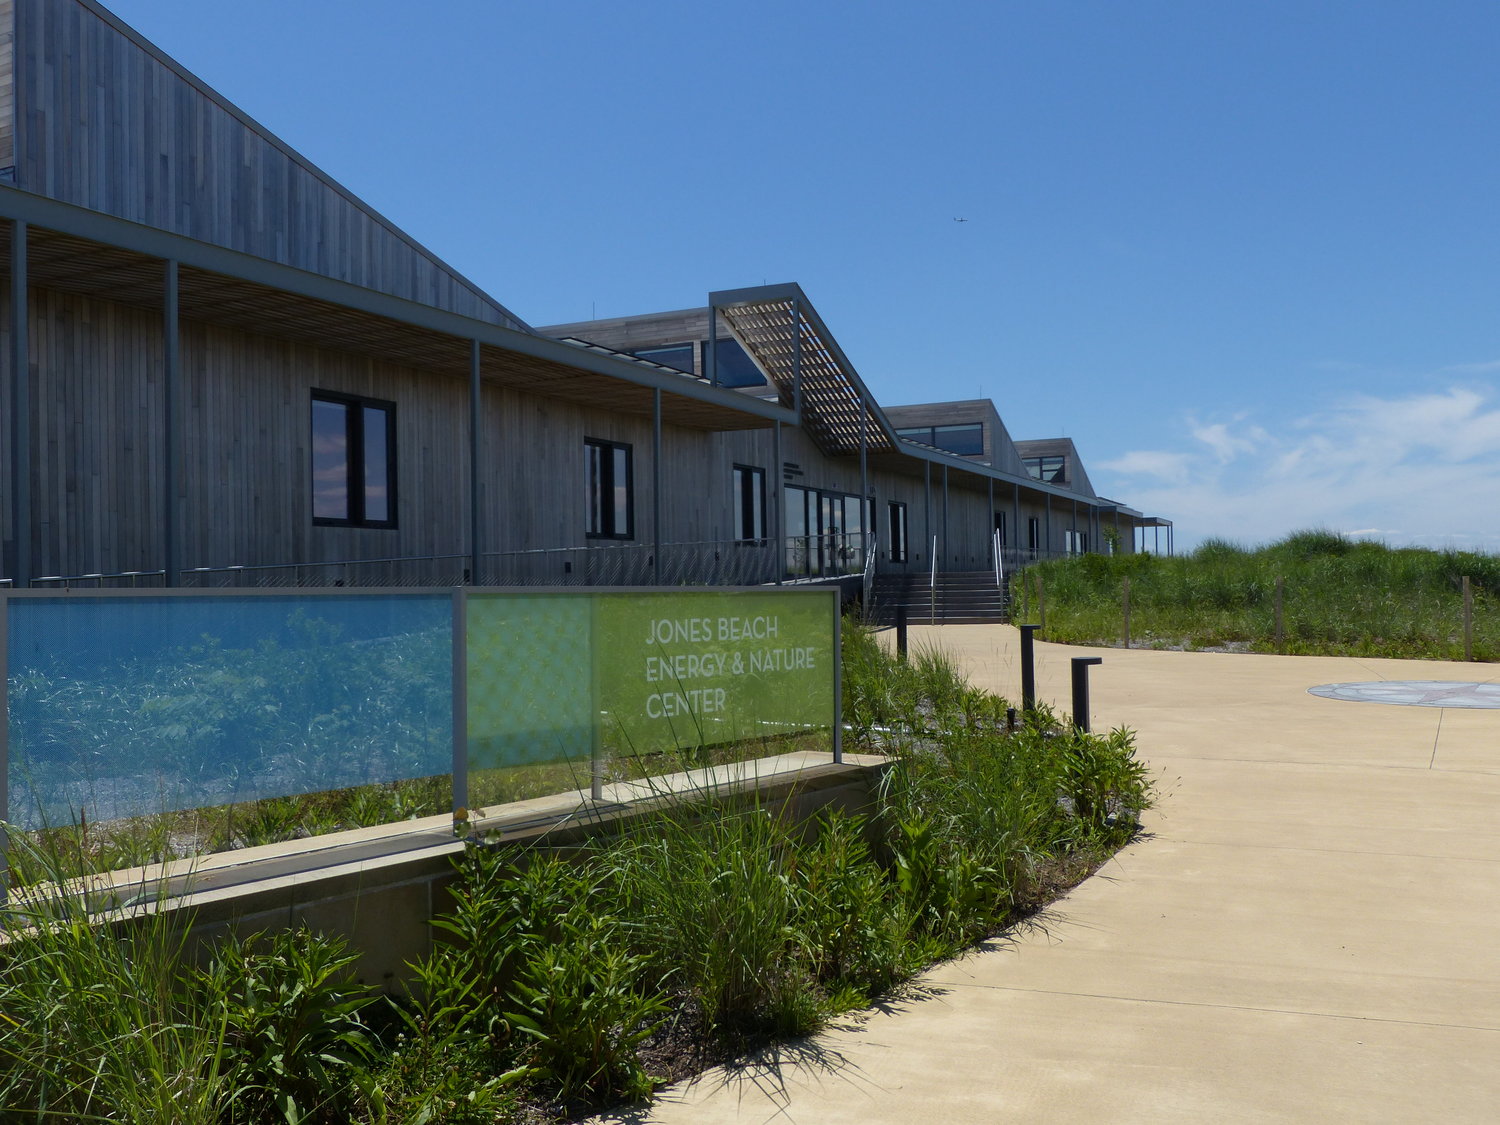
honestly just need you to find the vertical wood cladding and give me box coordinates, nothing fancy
[14,0,525,329]
[0,0,14,174]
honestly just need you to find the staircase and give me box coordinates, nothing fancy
[868,570,1009,625]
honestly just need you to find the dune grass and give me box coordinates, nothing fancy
[1016,529,1500,659]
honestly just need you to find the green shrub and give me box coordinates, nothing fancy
[202,928,376,1124]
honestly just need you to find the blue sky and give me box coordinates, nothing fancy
[105,0,1500,552]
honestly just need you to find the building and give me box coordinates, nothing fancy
[0,0,1168,594]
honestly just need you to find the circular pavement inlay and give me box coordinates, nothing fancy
[1308,681,1500,708]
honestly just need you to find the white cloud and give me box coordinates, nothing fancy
[1096,386,1500,553]
[1189,417,1266,463]
[1096,450,1191,480]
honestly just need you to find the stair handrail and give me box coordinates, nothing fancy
[929,535,938,625]
[861,531,877,610]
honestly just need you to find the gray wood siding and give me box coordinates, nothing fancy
[0,0,14,174]
[179,322,473,571]
[14,0,526,329]
[28,285,162,577]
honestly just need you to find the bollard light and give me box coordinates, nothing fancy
[1071,656,1103,732]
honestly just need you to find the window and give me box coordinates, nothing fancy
[994,511,1007,546]
[1064,530,1090,556]
[895,423,984,456]
[889,501,908,562]
[632,343,696,374]
[311,392,396,528]
[586,439,633,539]
[1023,455,1067,483]
[704,337,767,388]
[1027,517,1041,551]
[733,465,766,542]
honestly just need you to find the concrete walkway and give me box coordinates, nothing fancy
[597,625,1500,1124]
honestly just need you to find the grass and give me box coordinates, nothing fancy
[1016,529,1500,659]
[0,616,1153,1122]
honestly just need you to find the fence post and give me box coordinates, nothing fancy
[1019,623,1039,712]
[1274,577,1285,653]
[451,586,470,828]
[1122,576,1131,649]
[1071,656,1103,732]
[1463,575,1473,662]
[832,594,844,764]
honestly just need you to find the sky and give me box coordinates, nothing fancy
[103,0,1500,553]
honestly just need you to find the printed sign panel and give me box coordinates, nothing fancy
[593,590,835,756]
[465,588,835,772]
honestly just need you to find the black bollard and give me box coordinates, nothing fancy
[1019,623,1039,711]
[1006,706,1017,732]
[1071,656,1103,732]
[896,605,909,662]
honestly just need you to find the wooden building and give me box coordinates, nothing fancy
[0,0,1166,592]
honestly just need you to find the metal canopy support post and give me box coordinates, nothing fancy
[9,221,28,587]
[707,304,718,386]
[1045,494,1052,558]
[942,464,949,565]
[1013,486,1020,561]
[163,259,180,586]
[774,421,784,585]
[923,460,932,566]
[652,387,662,583]
[987,476,995,561]
[858,396,868,556]
[469,340,482,583]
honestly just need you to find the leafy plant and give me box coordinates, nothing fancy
[201,927,376,1124]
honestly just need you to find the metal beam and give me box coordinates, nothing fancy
[9,221,28,586]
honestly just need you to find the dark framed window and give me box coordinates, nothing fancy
[633,343,696,374]
[733,464,766,542]
[889,501,908,563]
[994,510,1006,546]
[1023,455,1067,483]
[1028,516,1042,551]
[586,438,634,539]
[704,337,767,388]
[311,391,396,528]
[895,423,984,456]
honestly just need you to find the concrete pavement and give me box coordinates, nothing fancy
[594,625,1500,1124]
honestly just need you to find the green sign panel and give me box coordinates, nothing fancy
[465,589,836,770]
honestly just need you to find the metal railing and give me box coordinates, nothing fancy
[783,532,870,580]
[20,535,887,592]
[929,535,938,624]
[478,538,781,588]
[861,533,878,609]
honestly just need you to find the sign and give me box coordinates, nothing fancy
[465,589,836,770]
